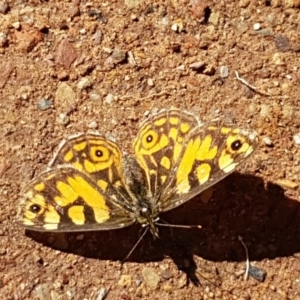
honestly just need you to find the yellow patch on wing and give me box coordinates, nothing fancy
[34,182,45,192]
[44,224,59,230]
[170,117,179,125]
[160,156,171,170]
[221,127,232,134]
[98,179,108,191]
[73,141,87,151]
[73,161,84,171]
[223,162,238,173]
[196,163,211,184]
[218,149,236,173]
[55,181,78,206]
[176,137,201,193]
[169,127,178,142]
[64,150,74,162]
[161,175,167,184]
[196,135,218,161]
[84,157,113,173]
[68,205,85,225]
[180,122,190,133]
[173,143,182,162]
[154,117,167,126]
[44,205,60,225]
[55,175,110,223]
[208,126,218,131]
[232,129,240,134]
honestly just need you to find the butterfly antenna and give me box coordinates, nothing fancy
[156,220,202,229]
[122,227,149,263]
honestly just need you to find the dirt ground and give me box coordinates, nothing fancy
[1,0,300,299]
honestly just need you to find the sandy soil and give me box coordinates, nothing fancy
[1,0,300,299]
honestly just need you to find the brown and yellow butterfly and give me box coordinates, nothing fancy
[17,109,258,237]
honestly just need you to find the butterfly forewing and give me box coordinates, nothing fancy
[50,133,136,212]
[133,109,201,204]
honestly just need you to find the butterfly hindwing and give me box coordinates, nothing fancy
[159,124,258,211]
[132,109,201,203]
[18,167,135,231]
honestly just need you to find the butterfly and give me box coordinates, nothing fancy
[17,109,258,240]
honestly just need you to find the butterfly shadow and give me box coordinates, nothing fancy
[26,172,300,283]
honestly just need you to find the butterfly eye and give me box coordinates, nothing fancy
[30,204,42,214]
[231,139,243,151]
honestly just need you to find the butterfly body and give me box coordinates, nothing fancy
[17,109,258,237]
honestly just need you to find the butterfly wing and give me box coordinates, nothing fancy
[159,124,258,211]
[17,133,136,231]
[133,109,201,202]
[133,109,258,212]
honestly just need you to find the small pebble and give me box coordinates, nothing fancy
[189,61,206,70]
[220,66,229,78]
[0,32,8,46]
[92,30,102,45]
[77,77,93,90]
[118,275,132,287]
[142,267,160,289]
[111,47,126,63]
[209,12,220,26]
[130,13,138,21]
[171,23,178,32]
[56,113,70,125]
[89,91,102,103]
[286,74,292,80]
[249,265,266,282]
[263,136,273,147]
[272,52,284,65]
[37,99,52,111]
[12,21,20,29]
[253,23,261,30]
[135,279,142,286]
[161,16,169,26]
[0,0,9,14]
[259,104,271,118]
[276,179,299,190]
[160,269,173,280]
[104,93,116,105]
[57,71,69,80]
[88,121,98,129]
[275,35,290,52]
[293,133,300,145]
[69,5,80,18]
[147,78,154,86]
[171,18,183,32]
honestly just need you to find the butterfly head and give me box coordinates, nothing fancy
[134,198,159,238]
